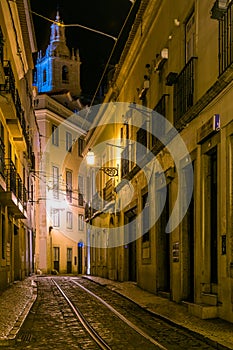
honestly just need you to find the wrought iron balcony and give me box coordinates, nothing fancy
[0,61,27,151]
[0,137,6,191]
[173,57,197,123]
[0,61,16,100]
[0,137,4,177]
[219,1,233,74]
[1,159,27,218]
[0,26,4,84]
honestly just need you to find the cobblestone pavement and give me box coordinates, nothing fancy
[84,276,233,350]
[0,275,233,349]
[0,276,36,345]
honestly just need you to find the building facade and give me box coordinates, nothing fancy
[0,0,38,290]
[84,0,233,323]
[33,12,88,275]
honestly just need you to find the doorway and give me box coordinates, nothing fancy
[157,186,170,293]
[78,242,83,274]
[124,207,137,282]
[67,248,72,273]
[209,148,218,284]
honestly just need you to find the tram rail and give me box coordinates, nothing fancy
[52,277,168,350]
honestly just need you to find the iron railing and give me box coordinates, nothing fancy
[0,26,4,64]
[4,159,27,207]
[173,57,197,122]
[0,61,16,101]
[0,61,27,141]
[0,137,4,177]
[219,1,233,74]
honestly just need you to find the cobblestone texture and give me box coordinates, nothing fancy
[0,275,233,349]
[84,277,233,350]
[0,277,35,343]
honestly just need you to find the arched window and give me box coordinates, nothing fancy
[62,65,69,83]
[43,69,46,83]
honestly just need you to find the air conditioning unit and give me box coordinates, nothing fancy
[154,48,168,72]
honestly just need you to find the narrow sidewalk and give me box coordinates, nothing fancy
[0,276,37,346]
[84,275,233,350]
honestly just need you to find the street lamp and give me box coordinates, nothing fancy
[86,149,119,177]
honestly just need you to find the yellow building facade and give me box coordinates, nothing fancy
[34,94,87,275]
[85,0,233,323]
[0,0,38,289]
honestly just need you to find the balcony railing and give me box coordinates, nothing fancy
[219,1,233,74]
[4,159,26,205]
[0,26,4,65]
[173,57,197,123]
[0,61,16,101]
[0,137,5,177]
[0,61,28,143]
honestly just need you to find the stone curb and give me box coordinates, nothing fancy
[0,279,37,347]
[83,276,232,350]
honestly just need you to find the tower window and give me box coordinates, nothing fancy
[43,69,47,83]
[62,65,69,83]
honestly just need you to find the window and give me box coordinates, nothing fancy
[185,12,195,62]
[219,1,233,74]
[52,166,59,199]
[66,132,72,152]
[78,214,84,231]
[52,209,60,227]
[78,175,84,206]
[0,121,4,176]
[52,124,59,146]
[67,248,72,273]
[0,26,4,64]
[1,214,5,259]
[62,65,69,83]
[67,248,72,261]
[53,247,60,272]
[173,57,196,122]
[136,122,147,162]
[66,170,72,203]
[78,137,85,157]
[43,69,47,83]
[66,212,73,229]
[142,192,150,243]
[152,94,167,148]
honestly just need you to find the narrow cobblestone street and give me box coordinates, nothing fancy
[1,276,233,350]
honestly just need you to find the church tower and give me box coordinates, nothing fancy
[34,12,81,97]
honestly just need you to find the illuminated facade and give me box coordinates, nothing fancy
[85,0,233,323]
[34,12,81,97]
[0,0,37,289]
[33,13,88,275]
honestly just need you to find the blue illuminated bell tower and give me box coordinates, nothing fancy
[34,11,81,96]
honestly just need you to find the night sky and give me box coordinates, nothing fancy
[30,0,140,101]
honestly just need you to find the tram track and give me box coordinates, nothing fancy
[52,278,111,350]
[52,277,167,350]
